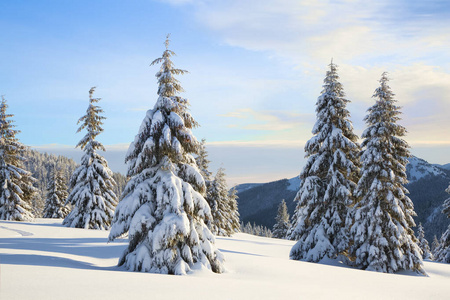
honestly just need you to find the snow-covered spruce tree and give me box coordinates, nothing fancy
[272,199,291,239]
[0,97,36,221]
[289,62,360,262]
[43,167,69,218]
[434,183,450,263]
[63,87,118,229]
[207,168,240,236]
[431,235,440,254]
[195,139,213,183]
[228,186,240,233]
[108,36,224,275]
[349,72,424,274]
[417,223,433,260]
[196,141,240,236]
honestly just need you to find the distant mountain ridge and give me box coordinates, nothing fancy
[435,163,450,171]
[406,156,446,182]
[235,156,450,242]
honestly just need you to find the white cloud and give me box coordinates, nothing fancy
[191,0,450,67]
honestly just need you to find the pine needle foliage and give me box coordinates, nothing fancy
[63,87,118,229]
[109,36,224,275]
[0,97,36,221]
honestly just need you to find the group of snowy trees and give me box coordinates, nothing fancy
[0,86,119,228]
[0,36,240,276]
[196,140,240,237]
[24,150,78,217]
[288,63,426,274]
[43,168,69,218]
[241,221,273,237]
[2,35,449,276]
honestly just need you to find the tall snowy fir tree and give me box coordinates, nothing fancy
[431,235,440,255]
[195,139,213,183]
[228,186,240,233]
[0,97,36,221]
[289,62,360,262]
[43,167,69,218]
[349,73,424,274]
[272,199,290,239]
[63,88,118,229]
[417,223,433,260]
[207,168,240,236]
[109,36,225,275]
[434,183,450,263]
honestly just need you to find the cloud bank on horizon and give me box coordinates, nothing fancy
[1,0,449,184]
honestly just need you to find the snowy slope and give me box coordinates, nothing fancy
[1,219,450,299]
[287,176,301,191]
[406,156,446,183]
[233,182,264,193]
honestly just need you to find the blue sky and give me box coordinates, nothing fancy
[2,0,450,185]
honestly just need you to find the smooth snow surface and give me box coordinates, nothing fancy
[1,219,450,299]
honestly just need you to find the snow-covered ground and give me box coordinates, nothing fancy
[1,219,449,299]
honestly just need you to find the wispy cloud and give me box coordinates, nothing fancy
[189,0,450,66]
[220,108,312,131]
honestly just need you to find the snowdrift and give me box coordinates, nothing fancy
[1,219,449,299]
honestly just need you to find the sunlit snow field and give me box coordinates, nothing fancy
[1,219,449,299]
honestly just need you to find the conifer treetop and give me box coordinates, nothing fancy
[151,34,189,98]
[75,87,106,153]
[124,35,201,182]
[0,96,22,160]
